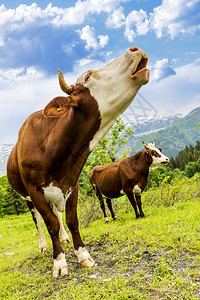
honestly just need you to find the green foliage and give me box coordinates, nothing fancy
[143,174,200,208]
[170,140,200,171]
[0,176,28,216]
[79,117,133,195]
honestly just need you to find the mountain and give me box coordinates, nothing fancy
[128,107,200,158]
[0,144,14,176]
[125,113,182,136]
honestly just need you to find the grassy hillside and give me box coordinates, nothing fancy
[129,107,200,157]
[0,177,200,299]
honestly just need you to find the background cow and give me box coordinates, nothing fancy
[89,143,169,222]
[7,47,149,277]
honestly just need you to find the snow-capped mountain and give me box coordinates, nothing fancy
[125,113,182,136]
[0,144,14,175]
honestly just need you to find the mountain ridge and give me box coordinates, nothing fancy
[128,107,200,158]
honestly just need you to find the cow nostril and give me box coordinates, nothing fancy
[129,47,139,52]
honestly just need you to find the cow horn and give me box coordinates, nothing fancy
[142,141,148,149]
[57,68,73,95]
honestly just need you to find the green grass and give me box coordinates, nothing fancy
[0,198,200,299]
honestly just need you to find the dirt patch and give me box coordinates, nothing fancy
[18,239,200,299]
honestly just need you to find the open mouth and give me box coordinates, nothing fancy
[131,56,148,77]
[161,161,169,164]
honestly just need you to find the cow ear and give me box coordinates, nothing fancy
[43,96,77,117]
[158,148,162,152]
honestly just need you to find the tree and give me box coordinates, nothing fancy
[184,162,197,178]
[0,176,28,216]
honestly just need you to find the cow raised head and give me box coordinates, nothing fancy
[142,142,169,170]
[7,47,149,277]
[58,46,149,150]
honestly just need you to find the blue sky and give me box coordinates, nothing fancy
[0,0,200,144]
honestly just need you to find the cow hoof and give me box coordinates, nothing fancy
[39,245,47,253]
[61,238,71,244]
[53,265,68,278]
[60,235,71,244]
[75,247,95,267]
[105,217,109,223]
[113,216,117,220]
[53,253,68,277]
[80,256,95,267]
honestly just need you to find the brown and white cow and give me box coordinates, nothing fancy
[89,143,169,222]
[7,47,149,277]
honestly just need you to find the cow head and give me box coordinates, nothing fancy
[142,142,169,170]
[58,47,150,150]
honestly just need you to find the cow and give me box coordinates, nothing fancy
[89,143,169,222]
[7,47,149,277]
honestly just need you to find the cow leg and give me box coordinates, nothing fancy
[125,189,140,219]
[65,183,95,267]
[51,204,71,244]
[24,184,68,277]
[106,198,117,220]
[100,197,109,223]
[26,200,47,252]
[135,195,145,218]
[95,187,108,222]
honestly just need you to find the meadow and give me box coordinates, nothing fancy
[0,177,200,300]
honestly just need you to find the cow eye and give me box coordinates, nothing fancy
[85,73,91,81]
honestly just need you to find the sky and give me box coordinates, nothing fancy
[0,0,200,144]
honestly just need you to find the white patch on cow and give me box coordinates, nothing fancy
[75,48,149,151]
[31,207,47,252]
[53,252,68,277]
[43,183,73,212]
[51,204,70,243]
[133,184,141,196]
[146,143,169,170]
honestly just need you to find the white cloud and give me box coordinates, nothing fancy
[124,9,149,42]
[98,35,109,48]
[1,1,200,48]
[77,25,109,49]
[0,66,45,86]
[142,58,200,115]
[106,6,125,29]
[150,58,176,81]
[0,1,125,44]
[78,58,94,66]
[150,0,200,38]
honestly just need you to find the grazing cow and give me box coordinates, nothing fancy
[7,47,149,277]
[89,143,169,222]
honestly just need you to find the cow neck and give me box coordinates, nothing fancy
[128,151,152,174]
[48,90,101,187]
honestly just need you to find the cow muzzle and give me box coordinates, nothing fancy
[161,158,170,164]
[129,47,150,84]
